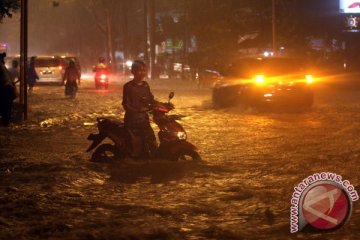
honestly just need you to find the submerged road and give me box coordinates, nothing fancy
[0,78,359,239]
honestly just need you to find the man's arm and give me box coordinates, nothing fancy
[145,81,155,103]
[122,83,139,113]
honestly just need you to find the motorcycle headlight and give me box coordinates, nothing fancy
[176,131,187,140]
[100,74,107,80]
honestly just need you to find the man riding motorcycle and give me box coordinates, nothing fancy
[93,57,108,71]
[87,60,201,161]
[122,60,157,157]
[93,57,110,89]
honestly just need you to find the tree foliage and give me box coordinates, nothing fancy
[187,0,310,53]
[186,0,274,67]
[184,0,337,67]
[80,0,122,66]
[79,0,143,67]
[0,0,20,22]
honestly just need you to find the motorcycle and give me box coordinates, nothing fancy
[94,68,109,89]
[86,92,201,162]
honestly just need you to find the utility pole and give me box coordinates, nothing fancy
[143,0,149,67]
[122,0,129,61]
[182,0,189,80]
[272,0,277,52]
[149,0,156,80]
[20,0,28,120]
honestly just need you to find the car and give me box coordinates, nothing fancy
[212,57,315,109]
[5,55,80,85]
[196,69,222,89]
[34,56,63,84]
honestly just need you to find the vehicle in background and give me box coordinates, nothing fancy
[94,68,109,89]
[34,56,63,84]
[196,69,222,89]
[171,63,192,80]
[212,57,315,109]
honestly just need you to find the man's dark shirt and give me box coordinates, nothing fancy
[122,80,154,127]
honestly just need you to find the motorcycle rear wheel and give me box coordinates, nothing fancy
[91,144,122,162]
[174,150,201,161]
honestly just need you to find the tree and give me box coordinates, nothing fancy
[187,0,273,67]
[0,0,20,22]
[80,0,122,70]
[79,0,147,71]
[186,0,337,67]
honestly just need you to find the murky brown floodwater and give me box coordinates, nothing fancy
[0,79,359,239]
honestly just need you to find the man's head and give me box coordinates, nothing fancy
[30,56,36,65]
[99,57,105,63]
[131,60,147,82]
[69,59,75,68]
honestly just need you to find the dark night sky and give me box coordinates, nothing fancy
[0,0,356,60]
[297,0,345,36]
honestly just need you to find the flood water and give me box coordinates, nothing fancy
[0,78,359,239]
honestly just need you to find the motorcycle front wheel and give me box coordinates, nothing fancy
[173,150,201,161]
[91,144,122,162]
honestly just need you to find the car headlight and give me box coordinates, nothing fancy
[305,75,313,84]
[255,75,265,85]
[176,132,187,140]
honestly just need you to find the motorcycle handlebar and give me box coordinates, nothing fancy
[168,114,186,120]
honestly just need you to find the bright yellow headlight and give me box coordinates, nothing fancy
[305,75,313,84]
[255,75,265,85]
